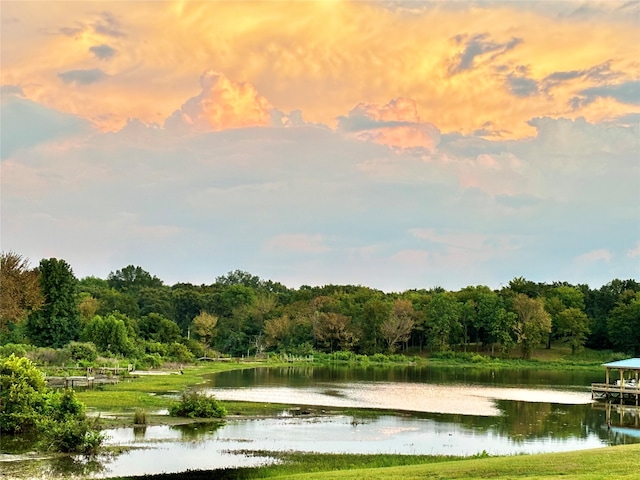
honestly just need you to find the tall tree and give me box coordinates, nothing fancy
[26,258,80,348]
[107,265,163,293]
[425,292,462,351]
[0,252,44,334]
[511,294,552,359]
[191,311,218,346]
[380,299,415,352]
[556,307,590,354]
[312,312,356,352]
[607,292,640,355]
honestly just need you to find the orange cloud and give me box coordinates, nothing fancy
[340,98,440,150]
[2,1,638,136]
[167,70,272,132]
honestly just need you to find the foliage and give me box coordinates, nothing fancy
[66,341,98,362]
[26,258,80,348]
[166,342,195,363]
[0,355,103,453]
[607,292,640,355]
[0,342,30,358]
[4,250,640,360]
[83,314,133,356]
[380,299,415,352]
[0,251,44,332]
[107,265,164,293]
[511,294,552,359]
[191,311,218,345]
[0,354,48,433]
[169,391,227,418]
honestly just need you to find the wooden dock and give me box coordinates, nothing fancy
[591,382,640,405]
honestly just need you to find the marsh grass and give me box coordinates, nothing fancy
[133,409,147,425]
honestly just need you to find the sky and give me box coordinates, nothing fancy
[1,0,639,292]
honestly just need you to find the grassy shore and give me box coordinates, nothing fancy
[104,444,640,479]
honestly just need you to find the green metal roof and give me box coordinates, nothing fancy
[602,358,640,369]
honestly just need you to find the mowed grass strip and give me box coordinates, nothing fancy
[269,444,640,480]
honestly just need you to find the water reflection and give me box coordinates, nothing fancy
[4,366,640,479]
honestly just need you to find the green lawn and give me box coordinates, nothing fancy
[267,444,640,480]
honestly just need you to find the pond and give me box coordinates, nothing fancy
[2,364,639,479]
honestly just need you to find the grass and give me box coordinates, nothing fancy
[276,444,640,480]
[104,444,640,479]
[76,361,260,413]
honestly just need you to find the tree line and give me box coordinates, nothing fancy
[1,252,639,365]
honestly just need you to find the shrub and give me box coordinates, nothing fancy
[166,342,194,363]
[138,353,163,369]
[0,355,103,454]
[169,391,226,419]
[182,338,205,359]
[27,347,71,366]
[0,343,29,358]
[39,415,103,454]
[144,341,168,356]
[66,342,98,363]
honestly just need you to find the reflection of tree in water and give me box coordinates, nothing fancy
[43,451,119,477]
[492,401,597,442]
[171,422,225,444]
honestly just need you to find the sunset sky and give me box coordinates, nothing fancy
[1,0,639,291]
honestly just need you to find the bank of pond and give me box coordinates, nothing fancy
[2,363,640,479]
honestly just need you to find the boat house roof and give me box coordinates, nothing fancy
[602,358,640,370]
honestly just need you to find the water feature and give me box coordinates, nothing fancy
[3,364,639,478]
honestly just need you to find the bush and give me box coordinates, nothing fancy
[39,415,103,454]
[138,353,163,369]
[27,347,71,366]
[66,342,98,363]
[182,338,205,358]
[0,343,30,358]
[166,342,194,363]
[169,391,226,419]
[144,341,168,356]
[0,355,103,454]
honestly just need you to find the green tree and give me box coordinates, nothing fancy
[26,258,80,348]
[107,265,163,293]
[511,294,552,359]
[191,311,218,346]
[359,297,392,354]
[425,292,462,351]
[83,314,133,356]
[607,292,640,355]
[139,313,182,344]
[0,252,44,335]
[556,307,590,354]
[543,285,585,349]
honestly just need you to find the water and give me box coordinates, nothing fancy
[3,364,639,478]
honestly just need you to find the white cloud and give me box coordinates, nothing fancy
[627,242,640,258]
[264,234,330,254]
[575,249,613,264]
[1,85,638,290]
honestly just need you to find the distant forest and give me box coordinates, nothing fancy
[2,252,639,365]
